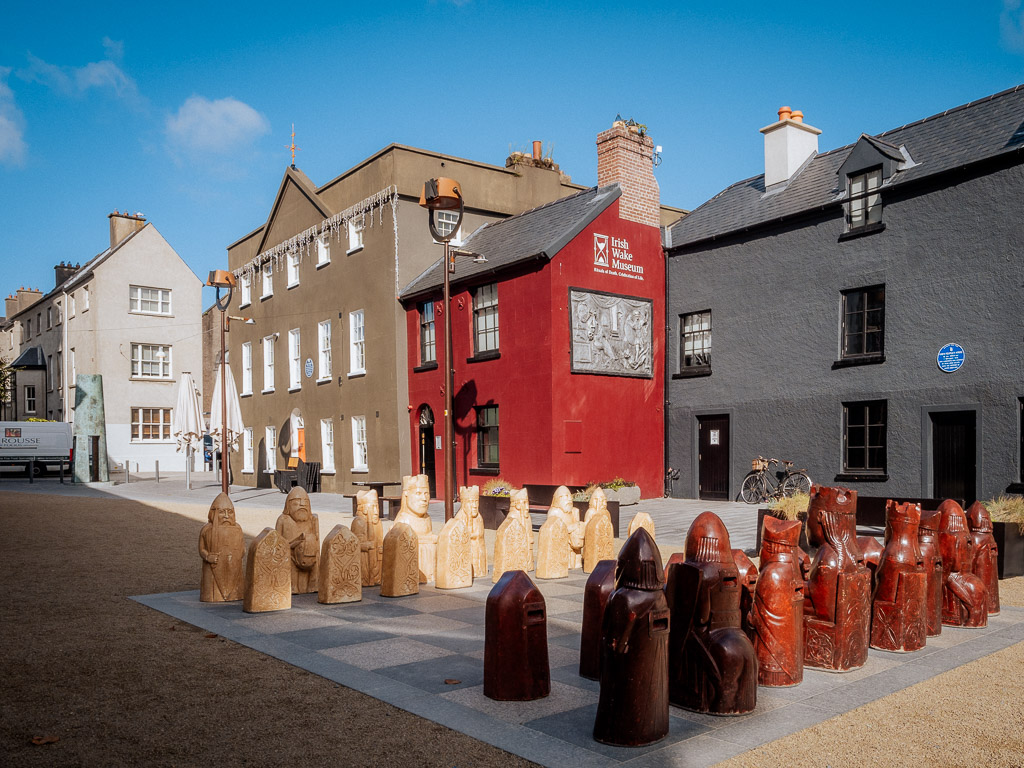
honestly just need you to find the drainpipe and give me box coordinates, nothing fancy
[663,238,671,497]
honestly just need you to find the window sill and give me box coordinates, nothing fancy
[130,440,175,445]
[321,469,336,476]
[470,467,500,476]
[129,312,175,318]
[673,367,712,379]
[242,469,254,475]
[413,362,438,373]
[348,370,366,379]
[239,301,251,310]
[316,376,332,385]
[263,469,276,474]
[316,260,330,270]
[834,472,889,483]
[832,355,885,370]
[260,294,273,302]
[838,222,886,241]
[129,378,174,383]
[467,350,500,364]
[347,245,364,256]
[288,385,301,393]
[287,282,299,290]
[262,388,275,395]
[240,391,253,398]
[351,467,368,474]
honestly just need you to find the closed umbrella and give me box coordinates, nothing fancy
[209,362,244,490]
[172,372,205,490]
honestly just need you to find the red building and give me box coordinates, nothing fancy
[400,122,666,498]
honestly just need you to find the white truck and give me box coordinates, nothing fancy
[0,421,73,477]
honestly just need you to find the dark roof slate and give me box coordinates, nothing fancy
[400,185,621,300]
[13,346,46,369]
[668,84,1024,249]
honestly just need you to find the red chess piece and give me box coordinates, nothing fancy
[750,516,805,686]
[965,501,1000,616]
[917,510,944,637]
[938,500,988,628]
[870,502,927,652]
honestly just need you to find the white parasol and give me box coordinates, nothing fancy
[172,372,205,489]
[209,362,244,454]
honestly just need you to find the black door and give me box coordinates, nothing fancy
[698,414,730,500]
[932,410,976,505]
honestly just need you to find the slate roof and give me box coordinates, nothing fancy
[400,185,621,300]
[668,84,1024,250]
[12,346,46,369]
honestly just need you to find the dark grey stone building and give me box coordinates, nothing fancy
[665,86,1024,505]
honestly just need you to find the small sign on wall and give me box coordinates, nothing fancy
[304,358,314,378]
[435,436,442,450]
[710,430,720,446]
[937,343,965,373]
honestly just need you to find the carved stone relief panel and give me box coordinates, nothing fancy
[569,289,653,378]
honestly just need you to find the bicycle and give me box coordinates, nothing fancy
[739,456,812,504]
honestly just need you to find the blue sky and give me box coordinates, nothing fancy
[2,1,1023,308]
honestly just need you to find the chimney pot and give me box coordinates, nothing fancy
[532,140,542,161]
[760,108,821,187]
[791,110,804,123]
[778,106,792,121]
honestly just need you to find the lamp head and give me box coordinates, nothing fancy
[419,177,462,210]
[206,270,236,289]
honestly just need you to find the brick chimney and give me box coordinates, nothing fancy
[108,210,147,248]
[16,287,43,313]
[55,261,81,288]
[760,106,821,187]
[596,117,660,228]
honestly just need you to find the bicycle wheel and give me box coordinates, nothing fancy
[740,473,766,504]
[781,472,812,497]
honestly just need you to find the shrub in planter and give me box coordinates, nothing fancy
[755,493,811,552]
[984,495,1024,579]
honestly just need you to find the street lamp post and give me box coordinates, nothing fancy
[206,269,236,495]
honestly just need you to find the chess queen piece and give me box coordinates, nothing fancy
[276,486,320,594]
[198,492,245,602]
[548,485,583,570]
[870,502,927,652]
[393,474,437,583]
[750,516,804,686]
[459,486,487,578]
[938,500,987,627]
[965,501,1000,615]
[351,489,384,586]
[917,510,944,637]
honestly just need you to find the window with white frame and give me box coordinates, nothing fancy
[288,329,301,389]
[262,335,275,391]
[287,252,300,287]
[70,349,76,385]
[261,262,273,298]
[316,235,331,266]
[434,210,463,244]
[69,293,76,317]
[241,342,253,395]
[46,307,52,329]
[131,407,172,442]
[318,320,332,380]
[846,167,883,232]
[265,426,276,471]
[129,285,172,315]
[83,286,89,311]
[348,219,364,252]
[48,355,53,391]
[239,273,251,306]
[25,385,36,413]
[243,427,254,472]
[473,283,499,354]
[321,418,335,472]
[419,302,436,364]
[131,343,172,379]
[351,415,368,472]
[55,301,61,324]
[349,310,365,375]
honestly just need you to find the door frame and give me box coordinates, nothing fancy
[691,408,735,500]
[920,403,982,499]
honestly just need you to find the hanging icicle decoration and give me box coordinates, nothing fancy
[391,191,400,295]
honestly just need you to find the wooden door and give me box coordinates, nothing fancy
[698,415,730,500]
[419,425,436,498]
[932,410,976,505]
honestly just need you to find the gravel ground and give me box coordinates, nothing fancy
[3,491,1022,767]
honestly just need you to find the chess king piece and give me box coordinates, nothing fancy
[548,485,583,569]
[965,501,1000,615]
[750,516,805,686]
[244,528,292,613]
[380,522,419,597]
[393,474,437,583]
[351,489,384,587]
[484,570,550,701]
[318,525,362,604]
[435,511,473,590]
[536,515,569,579]
[593,528,670,747]
[803,485,871,671]
[459,486,487,578]
[198,492,245,602]
[917,510,944,637]
[870,502,927,652]
[492,502,533,583]
[276,486,320,594]
[579,559,617,680]
[666,511,757,714]
[937,500,988,627]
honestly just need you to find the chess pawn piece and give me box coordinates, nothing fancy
[199,492,245,602]
[583,505,615,574]
[917,510,944,637]
[594,528,670,747]
[492,506,532,583]
[579,559,617,680]
[870,502,927,652]
[965,501,1000,615]
[351,489,384,586]
[751,516,804,686]
[937,500,987,627]
[666,511,757,715]
[318,525,362,604]
[803,485,871,671]
[549,485,583,569]
[436,513,473,590]
[536,516,569,579]
[627,511,655,540]
[244,528,292,613]
[276,486,320,594]
[459,486,487,578]
[484,571,550,701]
[393,474,437,583]
[381,522,420,597]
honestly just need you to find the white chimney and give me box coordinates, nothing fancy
[760,106,821,187]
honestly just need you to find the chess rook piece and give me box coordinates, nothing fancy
[436,512,473,590]
[627,511,655,540]
[459,486,488,578]
[666,511,757,715]
[938,500,987,627]
[536,515,569,579]
[803,485,871,671]
[918,510,944,637]
[484,570,550,701]
[393,474,437,583]
[965,502,1000,615]
[548,485,583,570]
[352,489,385,587]
[276,487,320,594]
[583,504,615,574]
[244,528,292,613]
[870,502,927,652]
[594,528,670,747]
[318,525,362,604]
[750,516,805,686]
[579,559,617,680]
[493,504,533,583]
[381,523,420,597]
[199,492,245,602]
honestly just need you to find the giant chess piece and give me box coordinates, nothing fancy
[351,489,384,587]
[535,515,569,579]
[965,501,1000,615]
[381,523,419,598]
[393,474,437,583]
[548,486,584,570]
[198,492,245,602]
[666,511,757,715]
[803,485,871,672]
[484,571,549,701]
[732,548,758,632]
[750,516,804,686]
[594,528,670,747]
[859,536,885,593]
[244,528,291,613]
[507,489,534,564]
[917,510,944,637]
[435,510,473,590]
[276,486,320,594]
[870,502,927,652]
[579,559,617,680]
[583,493,615,574]
[318,525,362,604]
[493,500,533,583]
[459,486,488,578]
[938,500,987,627]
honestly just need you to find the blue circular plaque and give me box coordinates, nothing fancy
[304,358,314,378]
[937,343,965,373]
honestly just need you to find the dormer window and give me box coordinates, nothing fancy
[847,167,882,231]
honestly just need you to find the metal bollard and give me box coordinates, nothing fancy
[155,460,160,483]
[29,459,35,484]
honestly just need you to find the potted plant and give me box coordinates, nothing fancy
[985,495,1024,579]
[477,478,516,530]
[756,492,811,552]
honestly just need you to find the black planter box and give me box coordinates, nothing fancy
[994,521,1024,579]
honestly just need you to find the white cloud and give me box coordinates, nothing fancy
[165,95,270,154]
[0,68,27,167]
[1001,0,1024,52]
[19,49,139,101]
[102,37,124,62]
